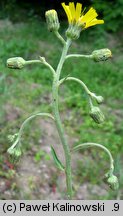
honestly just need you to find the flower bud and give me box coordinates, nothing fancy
[95,96,104,104]
[45,10,60,32]
[107,175,119,190]
[7,145,22,164]
[104,171,110,180]
[66,22,86,40]
[91,49,112,62]
[91,93,104,104]
[7,57,26,69]
[89,106,105,124]
[8,133,18,143]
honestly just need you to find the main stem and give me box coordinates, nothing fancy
[52,39,73,199]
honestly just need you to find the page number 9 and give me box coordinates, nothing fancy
[113,203,119,211]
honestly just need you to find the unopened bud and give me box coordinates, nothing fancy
[8,133,18,142]
[7,145,22,164]
[91,93,104,104]
[39,56,46,63]
[95,96,104,104]
[104,171,110,180]
[89,106,105,124]
[7,57,26,69]
[91,49,112,62]
[45,10,60,32]
[107,175,119,190]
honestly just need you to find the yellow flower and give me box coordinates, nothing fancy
[62,2,104,29]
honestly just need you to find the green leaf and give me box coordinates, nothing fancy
[51,146,65,171]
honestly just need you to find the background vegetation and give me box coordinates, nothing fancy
[0,0,123,199]
[0,0,123,31]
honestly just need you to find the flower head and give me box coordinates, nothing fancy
[7,57,26,69]
[89,106,105,124]
[91,93,104,104]
[107,175,119,190]
[91,49,112,62]
[7,143,22,164]
[62,2,104,29]
[45,9,60,32]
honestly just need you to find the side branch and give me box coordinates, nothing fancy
[7,113,55,164]
[7,57,56,77]
[25,58,56,77]
[18,113,54,142]
[72,142,114,173]
[66,54,92,60]
[54,31,66,45]
[59,76,92,96]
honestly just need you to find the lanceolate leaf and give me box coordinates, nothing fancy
[51,146,65,171]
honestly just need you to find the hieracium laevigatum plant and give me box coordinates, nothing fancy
[6,2,119,199]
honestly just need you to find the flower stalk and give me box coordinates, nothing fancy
[72,142,114,173]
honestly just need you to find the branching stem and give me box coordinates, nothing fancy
[18,113,54,145]
[25,59,56,77]
[52,39,73,199]
[54,31,66,45]
[59,76,92,96]
[72,142,114,174]
[66,54,92,60]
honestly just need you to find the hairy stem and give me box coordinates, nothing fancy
[52,39,73,199]
[72,142,114,173]
[18,113,54,145]
[56,39,71,79]
[25,59,56,77]
[66,54,92,60]
[59,76,94,109]
[59,76,92,96]
[54,31,66,45]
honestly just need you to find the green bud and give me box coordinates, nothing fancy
[39,56,46,63]
[92,49,112,62]
[45,9,60,32]
[91,93,104,104]
[7,57,26,69]
[103,171,112,184]
[66,22,85,40]
[7,145,22,164]
[89,106,105,124]
[8,133,18,143]
[104,171,111,179]
[95,96,104,104]
[107,175,119,190]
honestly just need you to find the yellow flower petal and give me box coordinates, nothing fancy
[85,19,104,28]
[62,2,104,30]
[75,3,82,22]
[80,7,98,23]
[62,3,72,23]
[69,2,76,20]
